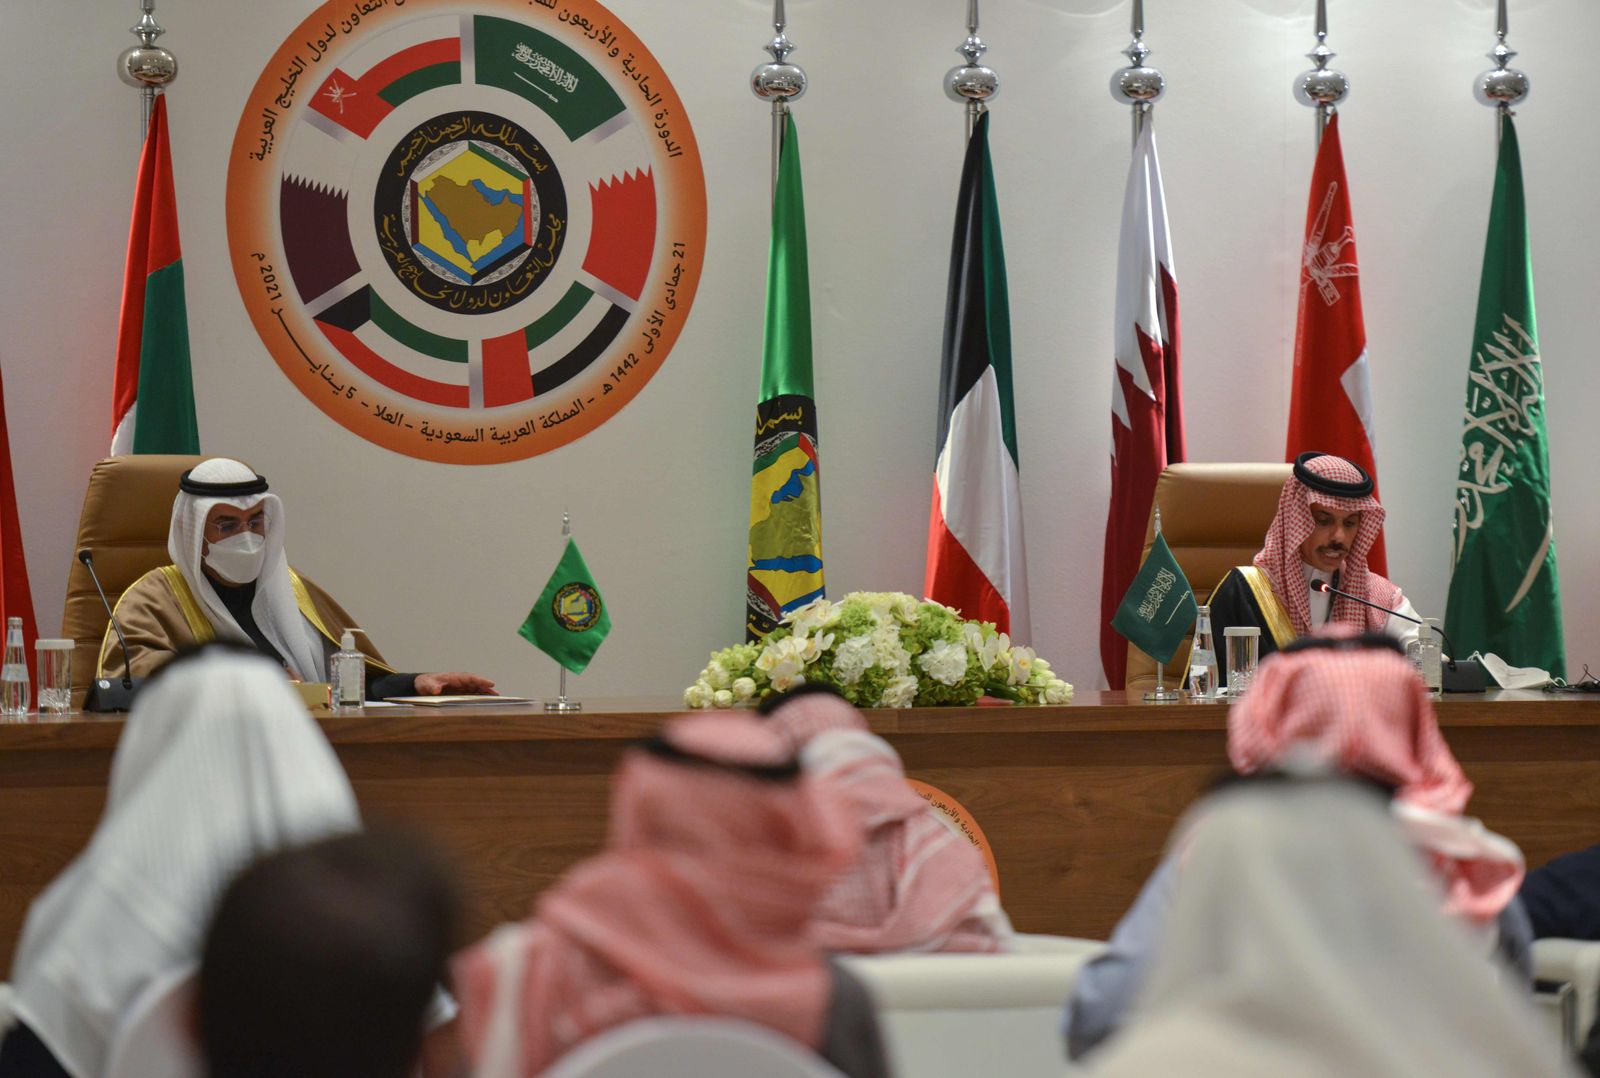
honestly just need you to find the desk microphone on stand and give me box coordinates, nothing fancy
[1310,579,1486,693]
[79,549,144,711]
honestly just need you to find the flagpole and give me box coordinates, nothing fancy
[1294,0,1348,146]
[1111,0,1165,147]
[118,0,177,140]
[945,0,999,142]
[1143,504,1184,704]
[1474,0,1530,148]
[751,0,807,203]
[544,511,582,713]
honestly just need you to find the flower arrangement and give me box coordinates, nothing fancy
[684,591,1073,709]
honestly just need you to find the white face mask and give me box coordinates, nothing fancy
[204,532,267,584]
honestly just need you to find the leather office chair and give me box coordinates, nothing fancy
[61,455,206,706]
[1123,462,1292,694]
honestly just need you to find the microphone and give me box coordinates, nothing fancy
[78,549,143,711]
[1309,579,1485,693]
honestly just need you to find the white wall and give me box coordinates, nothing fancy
[3,0,1593,695]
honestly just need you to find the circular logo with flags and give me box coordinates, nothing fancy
[227,0,705,463]
[552,582,602,631]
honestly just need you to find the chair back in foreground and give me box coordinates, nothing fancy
[1533,938,1600,1053]
[1124,462,1292,692]
[536,1017,846,1078]
[103,966,203,1078]
[60,454,206,704]
[839,934,1104,1078]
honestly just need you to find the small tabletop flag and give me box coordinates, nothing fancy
[1111,531,1196,665]
[519,538,611,674]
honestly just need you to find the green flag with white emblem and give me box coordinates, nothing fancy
[519,537,610,674]
[1445,116,1564,678]
[1111,530,1196,665]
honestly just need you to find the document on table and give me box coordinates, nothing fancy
[382,695,533,707]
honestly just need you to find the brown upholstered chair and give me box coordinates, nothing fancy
[61,455,206,706]
[1123,462,1293,694]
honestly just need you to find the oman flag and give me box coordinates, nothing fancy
[1285,114,1385,573]
[925,112,1029,638]
[111,94,198,455]
[1099,122,1184,688]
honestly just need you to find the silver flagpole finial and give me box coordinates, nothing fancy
[946,0,999,137]
[562,510,571,537]
[1475,0,1529,113]
[1153,503,1163,537]
[1294,0,1348,143]
[1111,0,1164,144]
[118,0,177,136]
[751,0,806,105]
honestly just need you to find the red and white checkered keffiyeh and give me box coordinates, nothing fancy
[452,713,859,1077]
[1227,645,1523,923]
[769,693,1011,954]
[1254,453,1402,636]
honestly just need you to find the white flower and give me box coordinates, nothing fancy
[732,677,757,701]
[890,594,922,624]
[964,625,1009,672]
[784,597,840,636]
[831,635,876,686]
[1008,645,1038,686]
[1043,679,1073,705]
[799,630,835,663]
[1033,657,1053,673]
[770,667,807,692]
[878,674,919,708]
[702,661,731,690]
[683,681,714,709]
[917,640,969,686]
[871,624,912,675]
[712,689,735,708]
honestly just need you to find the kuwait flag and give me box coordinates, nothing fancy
[1284,114,1385,573]
[0,361,38,693]
[111,94,198,455]
[1099,122,1184,688]
[924,112,1028,638]
[1445,116,1564,677]
[746,112,824,640]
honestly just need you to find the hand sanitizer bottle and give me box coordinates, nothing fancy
[331,630,366,711]
[1407,619,1443,696]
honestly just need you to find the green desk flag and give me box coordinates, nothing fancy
[518,538,611,674]
[1110,531,1196,665]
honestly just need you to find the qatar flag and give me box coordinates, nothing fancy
[1099,122,1184,688]
[1285,114,1386,573]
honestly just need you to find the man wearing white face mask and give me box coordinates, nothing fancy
[97,457,494,698]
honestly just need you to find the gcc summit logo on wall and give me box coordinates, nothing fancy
[228,0,705,463]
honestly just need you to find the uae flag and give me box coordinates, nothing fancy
[1284,113,1385,573]
[1445,116,1564,677]
[747,112,824,640]
[111,94,199,455]
[1099,122,1184,688]
[924,112,1028,638]
[0,362,38,691]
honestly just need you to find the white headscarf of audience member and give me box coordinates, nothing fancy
[7,648,360,1078]
[169,457,326,680]
[1085,779,1576,1078]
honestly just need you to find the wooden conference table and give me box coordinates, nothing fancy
[0,690,1597,971]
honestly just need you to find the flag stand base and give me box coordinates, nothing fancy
[1142,686,1185,704]
[543,697,583,712]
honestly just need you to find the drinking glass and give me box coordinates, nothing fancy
[1223,627,1261,698]
[35,639,73,715]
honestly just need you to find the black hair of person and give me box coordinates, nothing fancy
[179,468,269,497]
[197,829,458,1078]
[638,735,801,782]
[1281,631,1405,657]
[755,679,849,717]
[1292,451,1374,497]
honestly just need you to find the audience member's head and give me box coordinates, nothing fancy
[454,712,859,1075]
[758,681,867,752]
[7,646,359,1078]
[1084,779,1569,1078]
[198,830,458,1078]
[1226,635,1523,922]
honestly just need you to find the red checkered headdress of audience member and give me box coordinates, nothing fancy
[1254,452,1401,636]
[1227,642,1523,922]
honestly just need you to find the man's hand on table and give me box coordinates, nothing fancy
[414,672,498,696]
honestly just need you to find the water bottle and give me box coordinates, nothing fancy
[330,630,366,711]
[2,617,30,717]
[1407,618,1443,696]
[1186,605,1219,702]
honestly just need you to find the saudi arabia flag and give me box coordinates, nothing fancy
[111,94,199,455]
[746,111,823,641]
[1445,115,1564,677]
